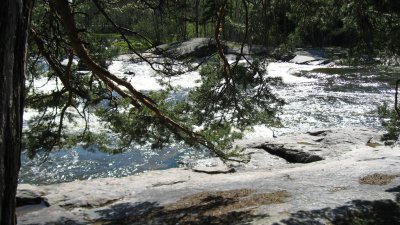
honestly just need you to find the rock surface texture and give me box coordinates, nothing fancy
[17,128,400,224]
[288,50,332,65]
[147,39,337,67]
[151,37,272,58]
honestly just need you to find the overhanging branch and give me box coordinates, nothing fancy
[48,0,239,161]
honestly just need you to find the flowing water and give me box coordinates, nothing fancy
[19,58,398,185]
[269,64,397,135]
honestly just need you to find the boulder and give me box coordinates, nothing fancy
[289,50,331,65]
[152,38,217,58]
[246,128,384,163]
[151,38,273,59]
[190,158,235,174]
[17,187,47,207]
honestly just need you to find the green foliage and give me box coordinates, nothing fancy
[25,0,400,161]
[24,119,62,159]
[93,90,198,150]
[188,56,283,152]
[56,0,400,56]
[377,102,400,142]
[201,0,221,24]
[24,53,284,160]
[83,33,120,68]
[24,59,112,158]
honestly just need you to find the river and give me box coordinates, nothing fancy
[19,57,398,185]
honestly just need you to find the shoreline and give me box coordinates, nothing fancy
[17,127,400,224]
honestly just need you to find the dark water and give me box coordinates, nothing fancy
[19,144,207,184]
[19,63,399,185]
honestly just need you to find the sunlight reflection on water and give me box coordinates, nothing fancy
[19,61,398,184]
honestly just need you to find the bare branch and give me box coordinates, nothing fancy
[214,0,232,81]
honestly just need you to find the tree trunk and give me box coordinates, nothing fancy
[263,0,270,46]
[195,0,200,37]
[0,0,33,224]
[153,9,163,45]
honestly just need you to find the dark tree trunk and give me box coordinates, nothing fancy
[263,0,270,46]
[0,0,33,224]
[153,9,163,45]
[195,0,200,37]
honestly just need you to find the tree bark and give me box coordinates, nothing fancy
[195,0,200,37]
[0,0,33,224]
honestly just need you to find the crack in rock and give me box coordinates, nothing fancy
[256,143,324,163]
[152,180,187,187]
[192,167,236,174]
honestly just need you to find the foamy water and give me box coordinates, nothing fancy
[19,58,397,184]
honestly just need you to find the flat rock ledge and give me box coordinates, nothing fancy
[17,127,400,225]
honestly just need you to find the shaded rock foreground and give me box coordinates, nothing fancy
[17,128,400,224]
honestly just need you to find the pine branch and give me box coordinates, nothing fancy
[48,0,239,161]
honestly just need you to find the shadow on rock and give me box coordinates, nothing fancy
[95,189,284,225]
[43,221,86,225]
[276,199,400,225]
[386,185,400,204]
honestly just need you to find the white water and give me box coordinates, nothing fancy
[108,57,202,91]
[20,56,397,184]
